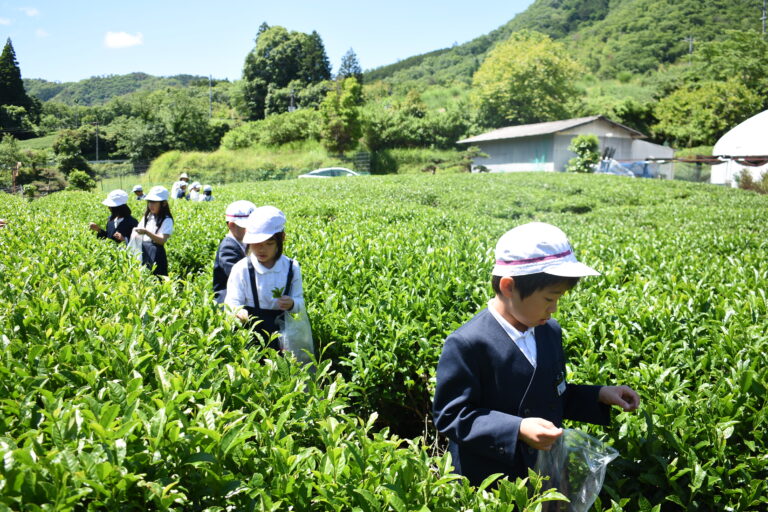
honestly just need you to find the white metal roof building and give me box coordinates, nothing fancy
[711,110,768,187]
[457,115,674,176]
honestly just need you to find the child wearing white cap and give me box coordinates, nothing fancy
[89,189,138,244]
[433,222,640,487]
[132,185,145,200]
[213,200,256,304]
[188,182,202,202]
[200,185,213,202]
[224,206,305,350]
[129,186,174,276]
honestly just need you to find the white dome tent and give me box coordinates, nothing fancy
[711,110,768,186]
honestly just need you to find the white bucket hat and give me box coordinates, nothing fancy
[144,186,169,202]
[190,181,201,190]
[492,222,599,277]
[179,172,189,180]
[132,185,143,192]
[242,206,286,244]
[225,200,257,228]
[102,189,128,207]
[203,185,212,192]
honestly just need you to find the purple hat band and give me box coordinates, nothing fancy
[226,213,250,219]
[496,249,572,266]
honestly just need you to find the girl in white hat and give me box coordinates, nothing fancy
[130,186,174,276]
[89,189,138,244]
[224,206,305,350]
[200,185,213,202]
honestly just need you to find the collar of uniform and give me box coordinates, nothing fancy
[249,253,287,274]
[226,232,247,253]
[487,299,531,343]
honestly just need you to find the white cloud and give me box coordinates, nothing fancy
[19,7,39,16]
[0,17,11,25]
[104,31,144,49]
[35,28,48,37]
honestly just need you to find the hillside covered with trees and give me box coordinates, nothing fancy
[3,0,768,192]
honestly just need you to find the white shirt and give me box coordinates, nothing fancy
[135,214,173,243]
[224,254,304,314]
[189,190,200,201]
[488,300,537,368]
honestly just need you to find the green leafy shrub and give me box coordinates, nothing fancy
[566,134,600,173]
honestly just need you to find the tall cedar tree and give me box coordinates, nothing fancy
[0,38,31,109]
[337,48,363,84]
[242,25,331,120]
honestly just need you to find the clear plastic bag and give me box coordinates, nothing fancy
[534,428,619,512]
[277,310,314,366]
[126,233,143,261]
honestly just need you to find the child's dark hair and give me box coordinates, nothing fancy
[248,232,285,259]
[492,273,580,300]
[109,204,132,219]
[143,201,173,233]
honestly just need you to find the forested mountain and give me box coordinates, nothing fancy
[23,72,217,106]
[364,0,760,86]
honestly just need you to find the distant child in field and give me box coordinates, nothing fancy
[132,185,145,200]
[213,200,256,304]
[89,189,138,245]
[432,222,640,486]
[201,185,213,201]
[189,182,202,201]
[130,186,174,277]
[0,218,7,229]
[224,206,304,350]
[170,173,189,199]
[174,181,189,200]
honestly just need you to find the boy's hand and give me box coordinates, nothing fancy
[235,309,249,323]
[599,385,640,412]
[89,222,101,232]
[276,296,294,311]
[519,417,563,450]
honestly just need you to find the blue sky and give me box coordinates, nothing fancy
[0,0,533,83]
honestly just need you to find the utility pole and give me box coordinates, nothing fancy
[94,121,99,161]
[683,36,694,64]
[209,75,213,119]
[288,88,296,112]
[762,0,767,35]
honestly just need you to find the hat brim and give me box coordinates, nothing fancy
[492,260,600,278]
[102,198,126,207]
[242,232,275,244]
[144,194,167,202]
[228,217,250,228]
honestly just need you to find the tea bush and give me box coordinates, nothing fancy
[1,172,767,510]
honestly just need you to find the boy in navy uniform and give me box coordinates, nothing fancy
[213,200,256,304]
[433,222,640,486]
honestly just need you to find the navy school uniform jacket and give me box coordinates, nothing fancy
[213,236,246,303]
[97,215,138,244]
[432,308,610,486]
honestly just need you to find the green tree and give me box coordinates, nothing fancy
[53,129,93,176]
[689,30,768,105]
[471,30,582,128]
[241,25,332,120]
[337,48,363,84]
[565,134,600,173]
[653,80,762,147]
[66,169,95,191]
[320,77,362,154]
[0,38,38,135]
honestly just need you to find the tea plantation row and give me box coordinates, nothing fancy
[0,172,766,511]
